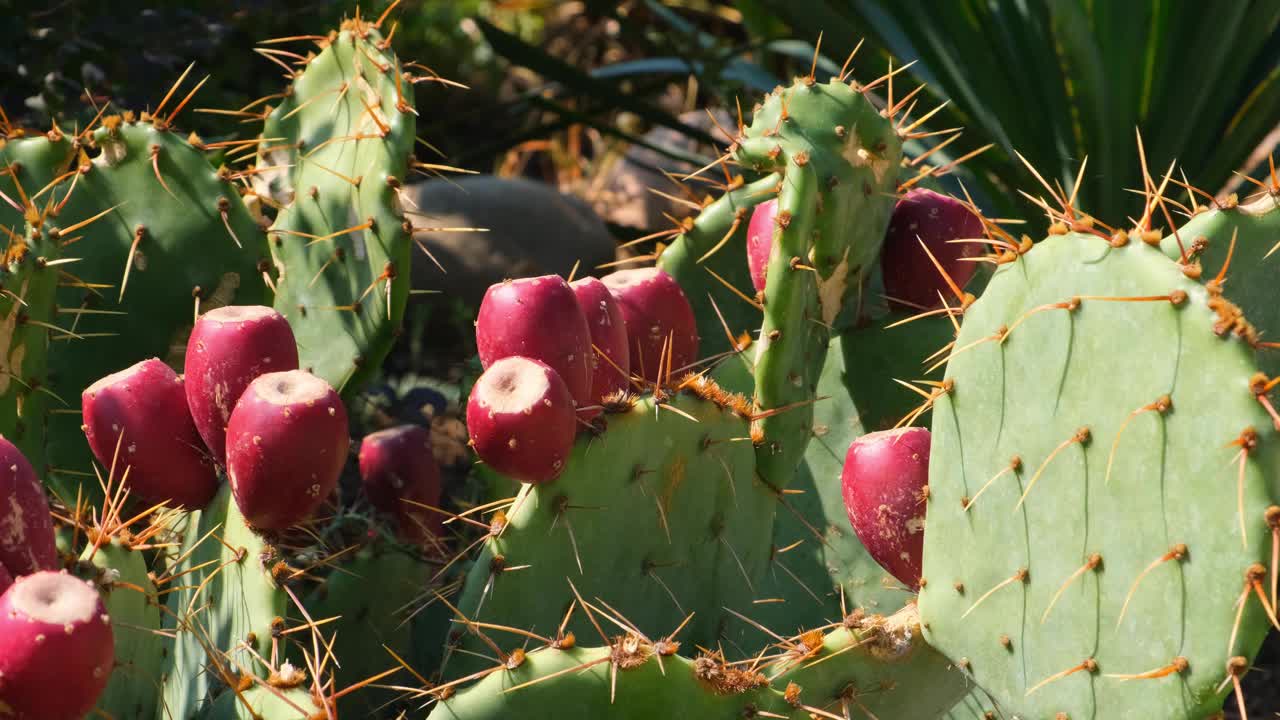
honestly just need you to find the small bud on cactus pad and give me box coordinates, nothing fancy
[81,359,219,509]
[569,277,630,414]
[0,571,115,720]
[601,267,699,384]
[185,305,299,463]
[358,425,443,542]
[0,437,58,576]
[840,427,930,590]
[226,371,349,530]
[476,275,594,409]
[466,356,577,484]
[881,188,985,309]
[746,197,777,292]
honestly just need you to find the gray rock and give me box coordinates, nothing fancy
[404,176,617,307]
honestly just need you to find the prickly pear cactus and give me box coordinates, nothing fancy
[161,484,288,714]
[449,69,911,674]
[0,135,69,471]
[258,20,415,396]
[733,78,903,494]
[1,119,271,499]
[79,529,165,720]
[1159,186,1280,375]
[919,232,1280,718]
[657,172,780,369]
[748,311,958,636]
[428,605,965,720]
[451,390,775,675]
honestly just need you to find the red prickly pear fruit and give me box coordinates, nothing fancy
[81,359,219,509]
[358,425,443,542]
[226,371,349,531]
[881,188,985,310]
[476,275,594,410]
[569,277,630,415]
[0,437,57,576]
[185,305,299,464]
[0,570,115,720]
[601,268,699,384]
[466,356,576,485]
[746,198,777,292]
[840,427,930,591]
[0,563,11,595]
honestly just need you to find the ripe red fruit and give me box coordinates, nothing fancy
[840,427,930,590]
[466,356,577,484]
[185,305,299,463]
[358,425,443,542]
[0,437,57,576]
[601,268,699,384]
[881,188,985,310]
[81,358,219,509]
[226,371,349,530]
[746,198,777,292]
[569,277,630,414]
[476,275,594,409]
[0,571,115,720]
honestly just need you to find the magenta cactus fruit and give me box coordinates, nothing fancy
[840,427,930,591]
[0,571,115,720]
[0,437,57,577]
[185,305,299,463]
[746,197,777,292]
[880,188,985,309]
[601,267,699,384]
[466,356,577,485]
[476,275,593,409]
[358,424,443,541]
[569,277,631,411]
[226,370,350,530]
[81,358,219,509]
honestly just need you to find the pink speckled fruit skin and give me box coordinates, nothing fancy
[476,275,593,409]
[601,268,699,384]
[0,571,115,720]
[840,427,930,591]
[81,358,218,509]
[569,277,631,416]
[185,305,299,464]
[358,425,443,542]
[466,357,577,485]
[225,371,349,531]
[0,437,57,576]
[0,563,11,595]
[880,188,985,310]
[746,197,777,293]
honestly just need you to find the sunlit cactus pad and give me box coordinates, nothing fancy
[919,232,1280,718]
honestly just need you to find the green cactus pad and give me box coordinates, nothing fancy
[259,23,415,396]
[307,543,425,715]
[161,484,288,715]
[1160,191,1280,375]
[919,233,1280,718]
[0,135,78,472]
[733,78,903,493]
[203,682,320,720]
[82,538,165,720]
[451,390,776,677]
[429,605,964,720]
